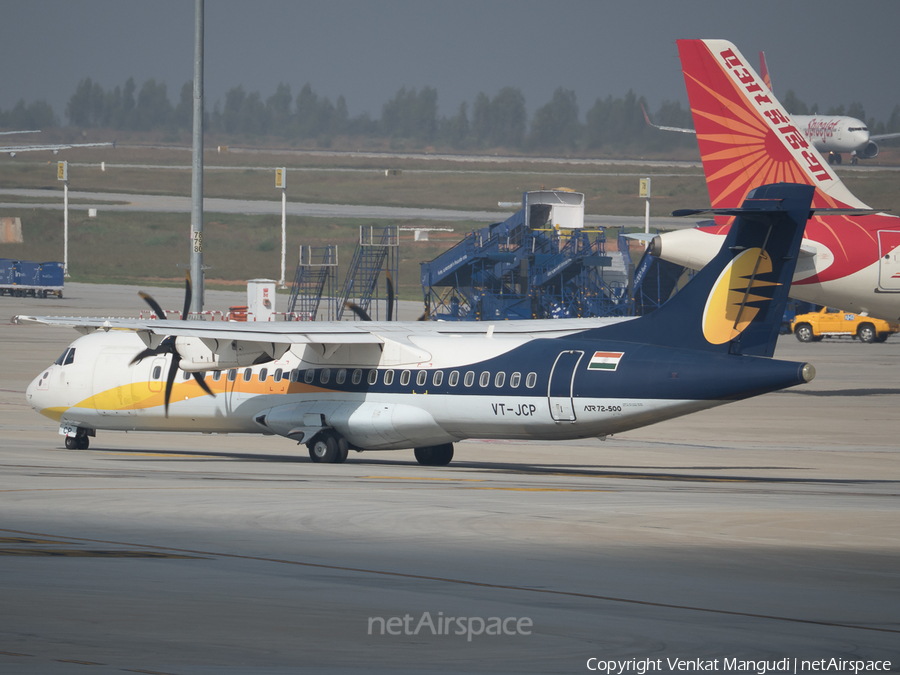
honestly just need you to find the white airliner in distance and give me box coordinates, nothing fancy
[648,39,900,323]
[0,130,114,157]
[644,51,900,165]
[17,182,828,464]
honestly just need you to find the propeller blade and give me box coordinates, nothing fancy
[129,336,175,365]
[139,291,167,320]
[163,355,181,418]
[182,272,192,320]
[417,300,429,322]
[385,271,394,322]
[192,371,215,397]
[344,302,372,322]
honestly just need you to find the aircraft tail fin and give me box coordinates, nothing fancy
[676,39,867,211]
[589,182,813,358]
[759,51,773,93]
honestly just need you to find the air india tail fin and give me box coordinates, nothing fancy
[676,39,867,211]
[591,182,814,358]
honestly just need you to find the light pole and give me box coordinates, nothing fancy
[58,161,69,277]
[276,167,286,287]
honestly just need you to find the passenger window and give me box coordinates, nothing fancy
[494,372,506,388]
[290,369,300,382]
[448,370,459,387]
[352,369,362,385]
[304,370,315,384]
[320,368,331,384]
[479,371,490,387]
[384,370,394,386]
[510,372,521,388]
[152,365,162,379]
[273,368,282,382]
[416,370,427,386]
[400,370,411,386]
[243,368,252,382]
[63,348,76,366]
[259,368,268,382]
[367,369,378,385]
[212,370,222,381]
[433,371,444,387]
[336,369,346,385]
[464,371,475,387]
[526,372,537,388]
[228,369,237,382]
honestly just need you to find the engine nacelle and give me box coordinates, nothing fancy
[173,336,283,372]
[857,141,879,159]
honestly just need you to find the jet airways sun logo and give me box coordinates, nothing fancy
[702,248,780,344]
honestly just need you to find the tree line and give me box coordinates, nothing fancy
[2,77,899,153]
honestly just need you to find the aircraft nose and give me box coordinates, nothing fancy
[26,369,50,412]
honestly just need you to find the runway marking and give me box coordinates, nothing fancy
[0,651,33,657]
[364,475,485,482]
[56,659,105,665]
[0,548,203,558]
[3,527,897,636]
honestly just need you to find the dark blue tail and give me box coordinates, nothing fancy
[586,182,813,357]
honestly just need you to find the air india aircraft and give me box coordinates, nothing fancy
[643,51,900,165]
[18,182,827,464]
[649,39,900,322]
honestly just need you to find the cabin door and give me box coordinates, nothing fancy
[548,350,584,422]
[878,231,900,291]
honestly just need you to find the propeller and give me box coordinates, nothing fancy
[343,302,372,321]
[131,272,215,417]
[343,270,396,322]
[385,271,394,322]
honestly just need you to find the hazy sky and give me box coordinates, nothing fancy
[4,0,899,125]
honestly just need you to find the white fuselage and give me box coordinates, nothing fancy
[794,115,873,156]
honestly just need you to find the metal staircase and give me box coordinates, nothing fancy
[287,245,338,321]
[336,226,399,321]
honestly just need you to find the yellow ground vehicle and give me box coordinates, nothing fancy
[791,308,899,343]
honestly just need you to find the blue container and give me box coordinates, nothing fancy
[0,259,15,285]
[39,261,65,287]
[15,261,42,286]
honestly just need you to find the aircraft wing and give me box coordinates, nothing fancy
[870,132,900,142]
[641,103,695,134]
[13,315,385,344]
[1,141,114,156]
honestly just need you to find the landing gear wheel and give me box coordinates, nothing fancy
[308,434,338,463]
[65,436,77,450]
[858,323,876,344]
[334,437,349,464]
[76,435,89,450]
[794,323,814,343]
[851,156,859,165]
[414,443,454,466]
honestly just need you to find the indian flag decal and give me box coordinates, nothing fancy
[587,351,624,371]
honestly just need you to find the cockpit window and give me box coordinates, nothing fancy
[55,348,76,365]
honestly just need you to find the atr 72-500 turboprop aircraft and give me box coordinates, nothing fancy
[18,183,830,465]
[648,39,900,322]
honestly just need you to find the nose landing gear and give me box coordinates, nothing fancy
[63,428,92,450]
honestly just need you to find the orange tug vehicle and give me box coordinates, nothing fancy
[791,307,900,343]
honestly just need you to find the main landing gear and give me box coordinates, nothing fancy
[307,431,349,464]
[414,443,454,467]
[827,152,842,165]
